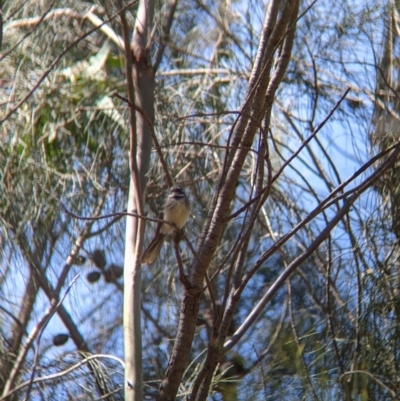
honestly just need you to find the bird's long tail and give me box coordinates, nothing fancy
[140,232,166,265]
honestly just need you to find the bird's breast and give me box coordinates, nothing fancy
[161,201,190,234]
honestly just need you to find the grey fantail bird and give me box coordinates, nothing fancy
[141,186,190,265]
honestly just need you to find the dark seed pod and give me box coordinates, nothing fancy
[103,264,123,282]
[90,249,106,269]
[87,271,101,283]
[53,333,69,346]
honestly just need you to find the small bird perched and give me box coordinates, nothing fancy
[141,186,190,265]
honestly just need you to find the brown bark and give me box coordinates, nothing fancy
[156,1,300,400]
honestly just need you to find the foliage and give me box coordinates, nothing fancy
[1,0,400,400]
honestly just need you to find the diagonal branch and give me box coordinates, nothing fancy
[223,146,400,352]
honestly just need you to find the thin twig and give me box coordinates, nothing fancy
[340,371,396,398]
[0,354,124,401]
[113,92,174,187]
[224,146,400,352]
[173,235,191,289]
[223,86,351,223]
[23,275,81,401]
[2,275,80,399]
[62,202,175,227]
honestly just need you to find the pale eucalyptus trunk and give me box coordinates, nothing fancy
[122,0,155,400]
